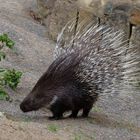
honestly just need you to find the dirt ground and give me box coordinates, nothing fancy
[0,0,140,140]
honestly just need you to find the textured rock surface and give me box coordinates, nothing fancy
[35,0,95,40]
[36,0,140,41]
[0,0,140,140]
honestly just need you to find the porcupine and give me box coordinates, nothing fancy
[20,18,140,120]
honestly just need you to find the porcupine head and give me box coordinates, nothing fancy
[20,18,140,119]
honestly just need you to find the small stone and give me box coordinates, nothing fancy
[0,112,5,118]
[19,38,23,41]
[129,9,140,25]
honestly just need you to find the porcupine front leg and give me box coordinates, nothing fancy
[48,111,63,120]
[48,100,64,120]
[82,104,93,117]
[82,95,98,117]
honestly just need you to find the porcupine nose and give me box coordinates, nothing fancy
[20,102,29,112]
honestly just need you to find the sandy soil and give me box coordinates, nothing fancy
[0,0,140,140]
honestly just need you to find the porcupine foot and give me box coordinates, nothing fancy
[48,115,62,120]
[48,98,65,120]
[82,108,91,117]
[48,112,63,120]
[68,109,80,118]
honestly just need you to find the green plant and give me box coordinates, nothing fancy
[92,106,102,113]
[47,124,59,133]
[0,34,15,60]
[0,88,10,100]
[74,134,82,140]
[0,33,22,100]
[0,33,15,48]
[0,52,6,61]
[3,69,22,90]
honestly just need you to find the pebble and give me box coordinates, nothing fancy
[0,112,5,118]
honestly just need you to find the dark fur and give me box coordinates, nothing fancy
[20,52,98,120]
[48,82,98,120]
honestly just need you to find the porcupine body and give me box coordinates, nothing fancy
[20,19,140,120]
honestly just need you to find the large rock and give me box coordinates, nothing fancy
[35,0,94,40]
[36,0,140,41]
